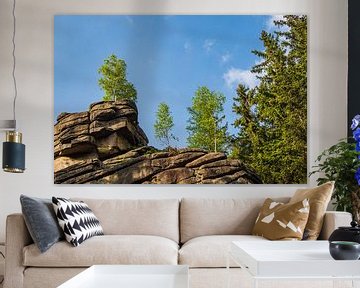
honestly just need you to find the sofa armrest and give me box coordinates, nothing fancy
[318,211,352,240]
[4,213,32,288]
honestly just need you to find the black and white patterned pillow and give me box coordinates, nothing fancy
[52,197,104,247]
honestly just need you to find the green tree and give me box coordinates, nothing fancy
[231,84,257,161]
[232,15,307,183]
[98,54,137,102]
[187,86,228,152]
[154,102,178,148]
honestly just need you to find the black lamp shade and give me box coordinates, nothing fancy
[3,141,25,173]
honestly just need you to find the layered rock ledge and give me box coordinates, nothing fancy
[54,100,262,184]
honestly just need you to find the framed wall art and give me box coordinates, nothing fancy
[54,15,307,184]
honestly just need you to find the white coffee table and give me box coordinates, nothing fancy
[58,265,189,288]
[228,241,360,288]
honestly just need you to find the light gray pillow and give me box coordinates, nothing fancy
[20,195,64,253]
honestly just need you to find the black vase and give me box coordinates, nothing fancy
[328,221,360,244]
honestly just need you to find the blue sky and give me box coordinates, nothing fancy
[54,15,280,148]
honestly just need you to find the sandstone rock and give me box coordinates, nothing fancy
[58,135,96,157]
[150,168,195,184]
[95,132,126,158]
[186,152,226,168]
[58,124,89,144]
[89,100,138,114]
[94,159,160,184]
[55,112,89,136]
[102,146,154,167]
[200,159,243,169]
[149,151,173,159]
[54,159,101,184]
[54,151,98,173]
[241,169,263,184]
[89,101,138,122]
[197,165,242,180]
[54,100,262,184]
[151,152,205,169]
[177,148,207,153]
[62,157,145,184]
[90,118,148,146]
[201,170,247,184]
[90,118,128,137]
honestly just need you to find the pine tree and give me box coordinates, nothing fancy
[187,86,228,152]
[98,54,137,102]
[154,102,178,149]
[232,15,307,183]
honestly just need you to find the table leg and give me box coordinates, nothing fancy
[226,251,230,288]
[252,278,258,288]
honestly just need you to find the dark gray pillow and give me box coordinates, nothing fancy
[20,195,64,253]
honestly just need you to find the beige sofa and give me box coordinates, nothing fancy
[4,198,352,288]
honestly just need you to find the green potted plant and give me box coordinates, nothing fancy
[310,115,360,222]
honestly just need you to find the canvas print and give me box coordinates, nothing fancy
[54,15,307,184]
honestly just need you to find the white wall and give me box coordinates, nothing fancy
[0,0,348,242]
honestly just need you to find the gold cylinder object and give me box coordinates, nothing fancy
[6,131,22,143]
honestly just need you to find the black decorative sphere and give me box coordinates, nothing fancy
[351,220,358,228]
[329,241,360,260]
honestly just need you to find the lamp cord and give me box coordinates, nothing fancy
[0,251,4,284]
[12,0,17,129]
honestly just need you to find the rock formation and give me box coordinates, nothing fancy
[54,100,262,184]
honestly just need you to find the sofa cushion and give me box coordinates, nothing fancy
[290,181,334,240]
[252,198,310,240]
[179,235,267,268]
[23,235,178,267]
[72,198,179,243]
[52,197,104,247]
[20,195,64,253]
[180,198,289,243]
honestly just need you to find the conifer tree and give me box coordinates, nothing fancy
[232,15,307,183]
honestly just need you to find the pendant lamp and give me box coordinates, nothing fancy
[1,0,25,173]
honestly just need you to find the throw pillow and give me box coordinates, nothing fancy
[52,197,104,247]
[289,181,334,240]
[252,198,310,240]
[20,195,64,253]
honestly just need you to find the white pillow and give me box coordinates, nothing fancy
[52,197,103,246]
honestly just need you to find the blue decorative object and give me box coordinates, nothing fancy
[351,115,360,185]
[351,115,360,130]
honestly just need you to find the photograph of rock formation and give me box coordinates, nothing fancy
[54,15,307,184]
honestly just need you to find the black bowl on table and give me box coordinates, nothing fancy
[329,241,360,260]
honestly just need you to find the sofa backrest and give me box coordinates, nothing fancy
[73,198,180,243]
[180,197,290,243]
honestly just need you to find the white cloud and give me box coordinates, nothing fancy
[221,52,231,63]
[203,39,216,52]
[266,15,291,32]
[223,68,259,89]
[184,41,191,53]
[125,16,134,25]
[266,15,284,31]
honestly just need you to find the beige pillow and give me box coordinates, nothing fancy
[252,198,310,240]
[289,181,334,240]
